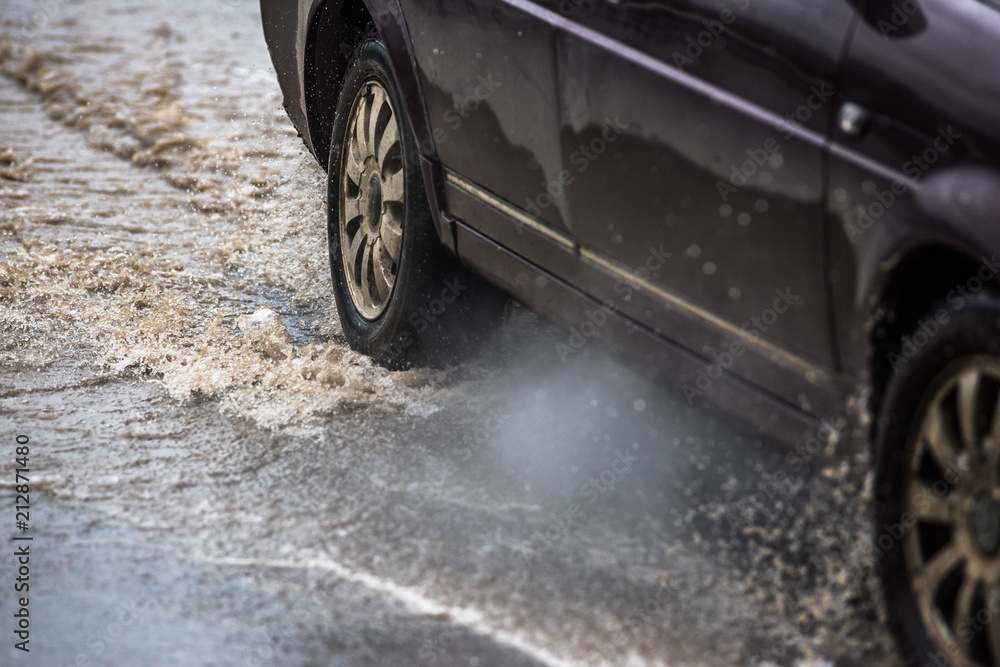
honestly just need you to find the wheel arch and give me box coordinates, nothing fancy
[839,162,1000,433]
[302,0,432,171]
[868,242,1000,426]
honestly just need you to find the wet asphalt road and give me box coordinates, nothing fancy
[0,1,898,665]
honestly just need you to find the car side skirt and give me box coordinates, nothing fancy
[452,220,842,455]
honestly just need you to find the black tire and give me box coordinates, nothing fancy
[326,38,505,369]
[875,299,1000,667]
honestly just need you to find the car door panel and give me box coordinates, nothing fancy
[399,0,571,235]
[554,0,857,412]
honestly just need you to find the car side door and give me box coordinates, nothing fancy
[554,0,856,414]
[398,0,573,255]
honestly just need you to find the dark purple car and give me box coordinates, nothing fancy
[260,0,1000,663]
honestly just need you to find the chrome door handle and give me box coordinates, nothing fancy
[838,101,871,137]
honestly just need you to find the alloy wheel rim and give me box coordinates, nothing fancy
[339,79,404,320]
[902,356,1000,666]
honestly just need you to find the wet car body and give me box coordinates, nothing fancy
[260,0,1000,663]
[261,0,1000,447]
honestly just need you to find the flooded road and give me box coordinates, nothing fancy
[1,1,898,665]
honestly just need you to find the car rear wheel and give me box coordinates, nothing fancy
[326,37,506,368]
[876,300,1000,667]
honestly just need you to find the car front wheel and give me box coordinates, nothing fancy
[326,37,504,369]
